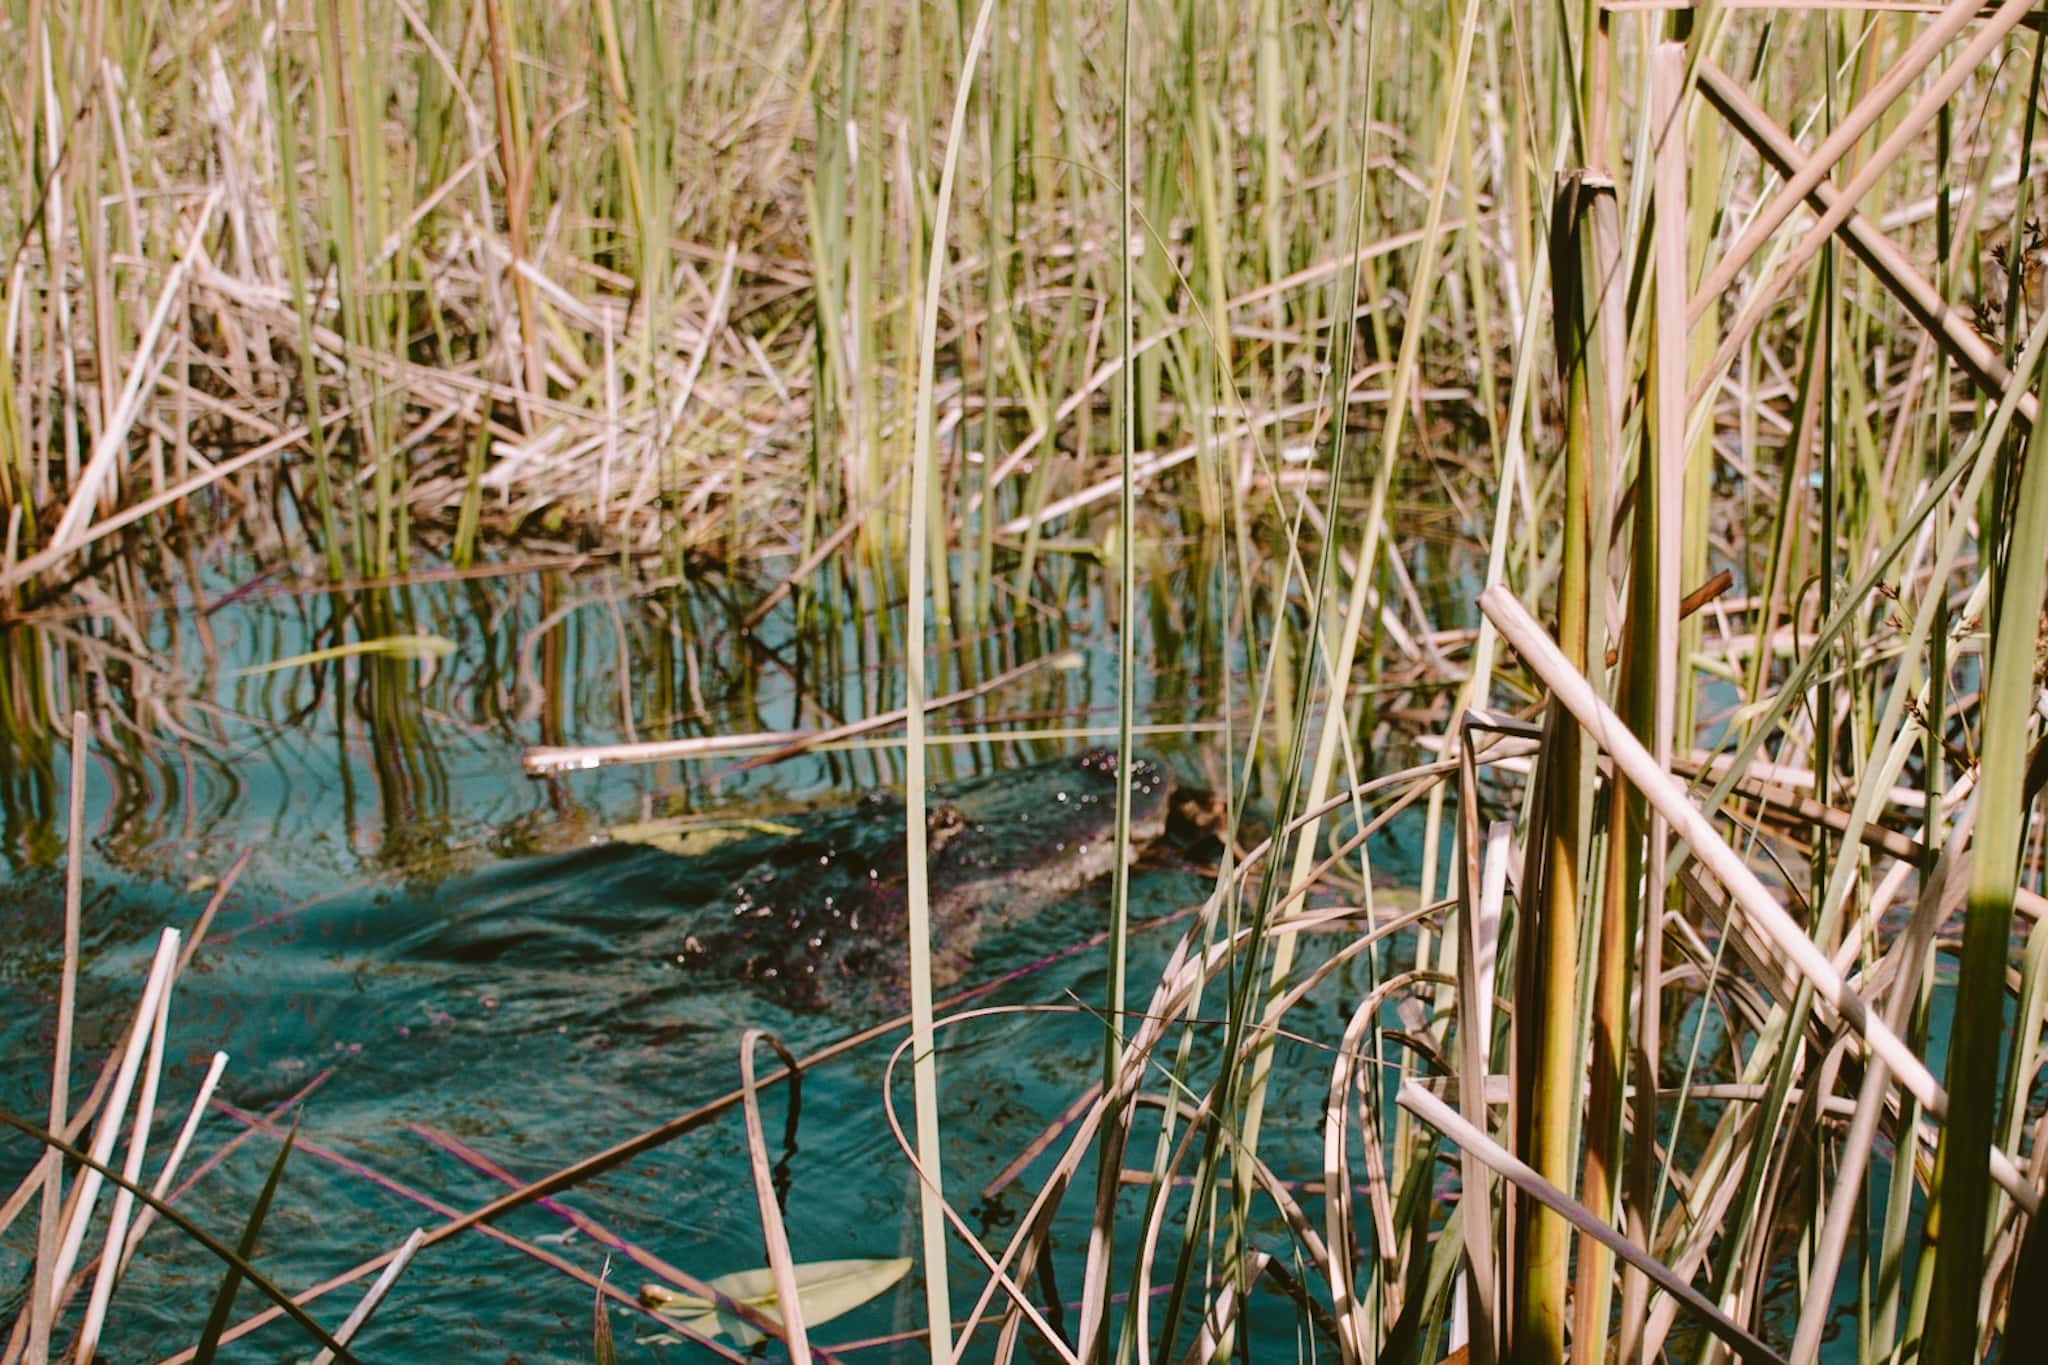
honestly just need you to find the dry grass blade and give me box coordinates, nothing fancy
[307,1228,423,1365]
[1789,798,1972,1363]
[898,4,1002,1358]
[879,1011,1080,1365]
[1691,0,2040,411]
[739,1029,811,1365]
[591,1257,617,1365]
[26,712,87,1362]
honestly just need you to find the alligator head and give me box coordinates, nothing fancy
[681,747,1176,1014]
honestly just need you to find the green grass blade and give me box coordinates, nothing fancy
[193,1113,301,1365]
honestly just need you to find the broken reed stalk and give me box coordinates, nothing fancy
[306,1228,424,1365]
[114,1051,230,1279]
[522,648,1080,775]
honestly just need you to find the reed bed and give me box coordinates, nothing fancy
[4,0,2048,1362]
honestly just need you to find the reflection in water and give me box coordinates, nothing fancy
[3,538,1399,1356]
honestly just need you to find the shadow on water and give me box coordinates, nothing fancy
[0,539,1426,1360]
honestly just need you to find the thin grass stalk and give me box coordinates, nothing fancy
[1689,0,2041,412]
[1076,0,1139,1351]
[1630,38,1688,1362]
[900,5,999,1357]
[26,712,85,1364]
[74,955,174,1365]
[1688,0,2011,323]
[1151,119,1368,1365]
[1747,221,2017,1354]
[45,190,220,555]
[1790,795,1970,1365]
[1669,290,2048,907]
[191,1114,299,1365]
[309,0,371,575]
[1923,299,2048,1363]
[1453,721,1510,1365]
[1116,540,1305,1365]
[479,0,540,431]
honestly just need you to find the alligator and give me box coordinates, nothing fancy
[674,747,1178,1014]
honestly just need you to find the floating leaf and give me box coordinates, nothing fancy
[640,1257,912,1347]
[227,634,456,679]
[609,817,799,857]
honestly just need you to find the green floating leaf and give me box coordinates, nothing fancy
[227,634,456,679]
[609,817,800,857]
[641,1257,913,1347]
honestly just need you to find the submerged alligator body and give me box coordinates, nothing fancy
[678,748,1175,1013]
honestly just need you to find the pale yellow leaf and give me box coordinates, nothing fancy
[641,1257,913,1347]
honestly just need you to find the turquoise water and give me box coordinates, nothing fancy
[1,559,1417,1362]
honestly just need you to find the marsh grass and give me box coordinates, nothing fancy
[5,0,2048,1362]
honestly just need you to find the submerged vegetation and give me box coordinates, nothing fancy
[4,0,2048,1361]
